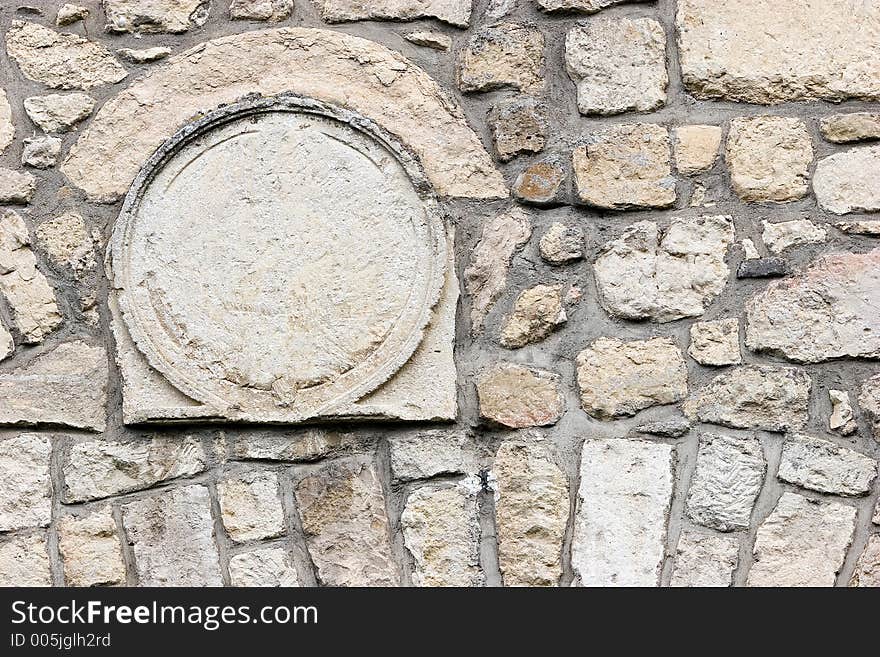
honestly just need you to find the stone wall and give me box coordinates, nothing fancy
[1,0,879,587]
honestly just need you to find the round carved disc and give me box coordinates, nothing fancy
[112,100,446,419]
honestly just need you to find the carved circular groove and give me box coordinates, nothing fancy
[111,97,447,421]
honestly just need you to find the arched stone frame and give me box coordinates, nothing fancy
[66,28,505,424]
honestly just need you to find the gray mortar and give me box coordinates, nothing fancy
[0,0,878,587]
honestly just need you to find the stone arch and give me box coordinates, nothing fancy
[62,27,506,203]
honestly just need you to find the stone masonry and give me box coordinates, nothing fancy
[0,0,878,588]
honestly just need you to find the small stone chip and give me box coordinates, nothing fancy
[737,257,788,279]
[513,157,566,206]
[116,47,173,63]
[404,31,452,51]
[0,323,12,361]
[56,4,89,25]
[458,23,544,94]
[0,89,13,155]
[477,363,564,428]
[318,0,472,27]
[229,0,294,22]
[726,116,813,203]
[488,97,546,162]
[21,136,62,169]
[565,16,667,116]
[104,0,210,33]
[539,222,582,264]
[500,284,566,349]
[828,390,857,435]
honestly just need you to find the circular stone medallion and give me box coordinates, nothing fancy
[111,98,446,420]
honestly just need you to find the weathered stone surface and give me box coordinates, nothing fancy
[58,507,126,586]
[0,324,12,361]
[0,533,52,586]
[104,0,209,33]
[737,257,788,279]
[683,365,810,432]
[778,434,876,496]
[828,390,857,435]
[813,146,880,215]
[295,460,399,586]
[537,0,641,11]
[21,136,62,169]
[565,17,666,116]
[464,208,531,334]
[0,168,36,204]
[762,219,826,254]
[116,47,172,63]
[593,215,733,322]
[389,430,467,481]
[748,492,856,587]
[673,125,721,174]
[318,0,471,27]
[458,23,544,94]
[218,471,284,542]
[494,437,568,587]
[0,89,12,154]
[820,113,880,144]
[405,31,452,51]
[725,117,813,203]
[635,416,691,438]
[572,439,674,586]
[230,0,294,21]
[228,548,300,587]
[24,93,95,133]
[401,482,483,587]
[122,484,223,586]
[745,250,880,363]
[835,220,880,236]
[500,284,566,349]
[230,429,364,462]
[670,530,738,587]
[677,0,880,104]
[110,106,453,425]
[860,374,880,442]
[488,97,546,161]
[573,123,676,209]
[875,500,880,525]
[686,434,765,532]
[63,435,206,503]
[513,157,566,206]
[56,4,90,25]
[0,342,107,431]
[576,337,688,419]
[63,29,505,203]
[689,318,741,367]
[539,222,582,264]
[35,213,98,279]
[5,21,126,90]
[0,211,62,343]
[0,433,52,532]
[477,363,564,428]
[850,535,880,587]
